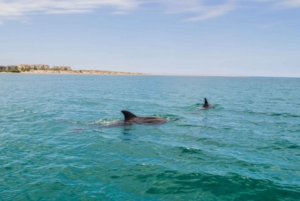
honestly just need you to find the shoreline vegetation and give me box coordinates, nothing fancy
[0,69,147,76]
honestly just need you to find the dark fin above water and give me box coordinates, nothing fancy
[121,110,137,122]
[203,98,209,107]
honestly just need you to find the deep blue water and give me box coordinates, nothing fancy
[1,74,300,200]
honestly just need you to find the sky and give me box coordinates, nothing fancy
[0,0,300,77]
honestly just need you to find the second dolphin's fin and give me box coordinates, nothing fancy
[203,98,209,107]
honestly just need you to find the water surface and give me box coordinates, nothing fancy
[1,74,300,200]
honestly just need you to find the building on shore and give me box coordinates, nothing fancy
[52,66,72,71]
[7,66,18,70]
[18,64,50,70]
[30,64,50,70]
[18,64,31,70]
[0,65,18,71]
[1,64,72,71]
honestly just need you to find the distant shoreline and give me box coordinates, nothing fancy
[0,70,149,76]
[1,71,299,78]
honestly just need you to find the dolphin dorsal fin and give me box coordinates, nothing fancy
[203,98,209,107]
[121,110,137,122]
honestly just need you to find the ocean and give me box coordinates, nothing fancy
[1,74,300,200]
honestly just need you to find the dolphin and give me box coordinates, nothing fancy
[121,110,168,125]
[99,110,170,127]
[199,98,214,110]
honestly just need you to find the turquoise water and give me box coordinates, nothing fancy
[1,74,300,200]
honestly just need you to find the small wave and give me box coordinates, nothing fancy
[71,128,85,133]
[88,118,121,125]
[144,171,300,199]
[177,124,201,128]
[179,147,203,154]
[150,114,181,121]
[243,110,300,118]
[257,144,300,151]
[92,129,104,133]
[267,112,300,118]
[61,118,121,126]
[59,119,86,125]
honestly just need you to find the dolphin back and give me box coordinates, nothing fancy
[199,97,214,109]
[121,110,137,122]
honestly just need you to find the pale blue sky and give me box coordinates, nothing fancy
[0,0,300,77]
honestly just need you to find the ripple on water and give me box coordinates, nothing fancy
[1,75,300,200]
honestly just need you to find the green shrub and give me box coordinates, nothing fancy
[10,69,21,73]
